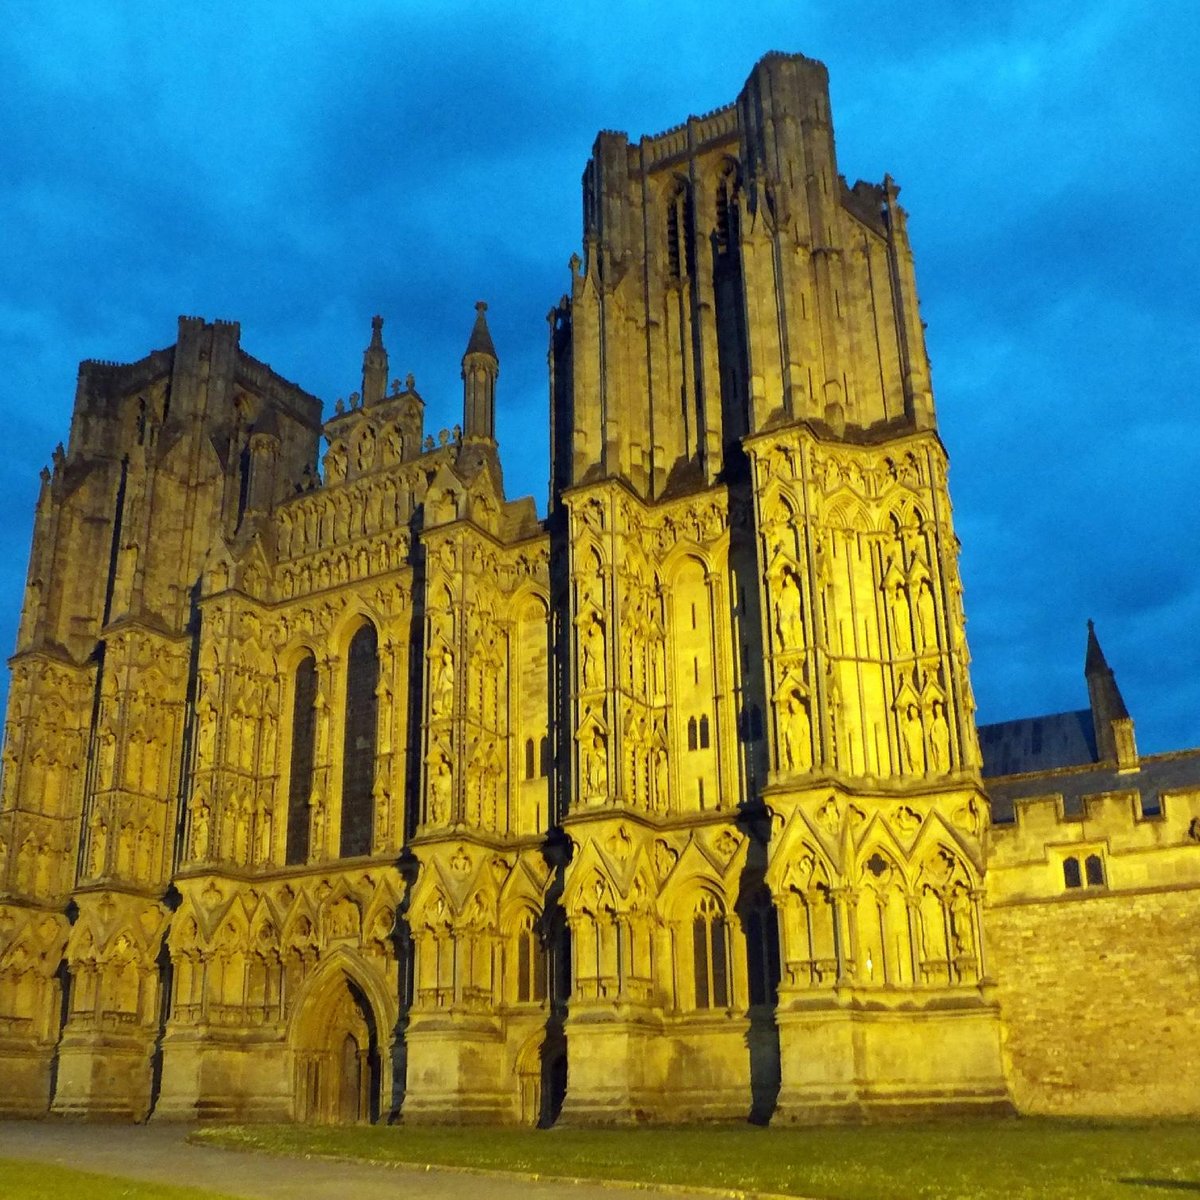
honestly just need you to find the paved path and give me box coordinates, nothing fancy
[0,1121,721,1200]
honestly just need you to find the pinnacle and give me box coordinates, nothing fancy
[464,300,498,360]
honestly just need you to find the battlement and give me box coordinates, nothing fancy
[986,777,1200,904]
[236,351,322,428]
[633,103,739,171]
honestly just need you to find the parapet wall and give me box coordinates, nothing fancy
[987,785,1200,903]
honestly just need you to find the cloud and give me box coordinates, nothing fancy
[0,0,1195,755]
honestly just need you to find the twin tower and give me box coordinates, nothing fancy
[0,53,1008,1124]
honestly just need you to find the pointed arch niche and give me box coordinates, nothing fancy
[670,557,718,812]
[514,594,550,836]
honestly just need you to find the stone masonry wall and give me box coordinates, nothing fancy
[986,886,1200,1116]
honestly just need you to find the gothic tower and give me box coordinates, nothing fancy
[549,51,1007,1120]
[0,318,322,1116]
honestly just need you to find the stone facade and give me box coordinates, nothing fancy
[0,52,1197,1125]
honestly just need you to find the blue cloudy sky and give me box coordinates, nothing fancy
[2,2,1196,753]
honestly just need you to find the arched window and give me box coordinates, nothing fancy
[687,717,698,752]
[525,738,536,781]
[340,623,379,858]
[539,735,551,778]
[1085,854,1105,887]
[285,654,317,866]
[692,894,730,1009]
[1062,856,1082,889]
[515,913,547,1004]
[699,714,711,750]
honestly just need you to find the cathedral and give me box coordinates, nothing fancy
[0,52,1197,1126]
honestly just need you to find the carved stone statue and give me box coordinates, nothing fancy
[582,617,604,689]
[86,814,107,877]
[916,579,937,650]
[431,648,455,718]
[189,803,209,861]
[583,729,606,796]
[889,581,914,655]
[781,693,812,773]
[429,757,452,825]
[901,704,925,774]
[929,700,950,772]
[775,569,804,651]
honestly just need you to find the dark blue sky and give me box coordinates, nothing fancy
[2,3,1196,753]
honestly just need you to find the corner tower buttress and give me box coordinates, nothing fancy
[551,51,1004,1126]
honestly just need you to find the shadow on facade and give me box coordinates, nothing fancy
[537,828,572,1127]
[736,807,782,1125]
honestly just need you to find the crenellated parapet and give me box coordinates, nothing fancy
[987,776,1200,904]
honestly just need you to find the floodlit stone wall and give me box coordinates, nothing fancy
[986,787,1200,1116]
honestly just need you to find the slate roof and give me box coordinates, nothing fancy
[985,747,1200,824]
[979,710,1098,778]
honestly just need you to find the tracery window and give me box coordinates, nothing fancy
[285,654,317,865]
[692,894,730,1009]
[340,623,378,858]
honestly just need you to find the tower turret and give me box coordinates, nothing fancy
[1085,620,1139,769]
[362,315,389,407]
[461,301,498,442]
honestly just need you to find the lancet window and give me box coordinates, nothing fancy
[666,180,695,281]
[285,654,317,866]
[340,622,379,858]
[692,894,730,1009]
[515,912,547,1004]
[1063,852,1106,890]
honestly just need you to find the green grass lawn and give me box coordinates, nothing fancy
[192,1120,1200,1200]
[0,1158,241,1200]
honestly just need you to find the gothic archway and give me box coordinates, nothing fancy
[291,970,381,1124]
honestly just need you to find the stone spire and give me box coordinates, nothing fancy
[461,301,498,442]
[362,315,388,407]
[1085,620,1138,769]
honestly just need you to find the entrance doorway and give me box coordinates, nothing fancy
[294,974,380,1123]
